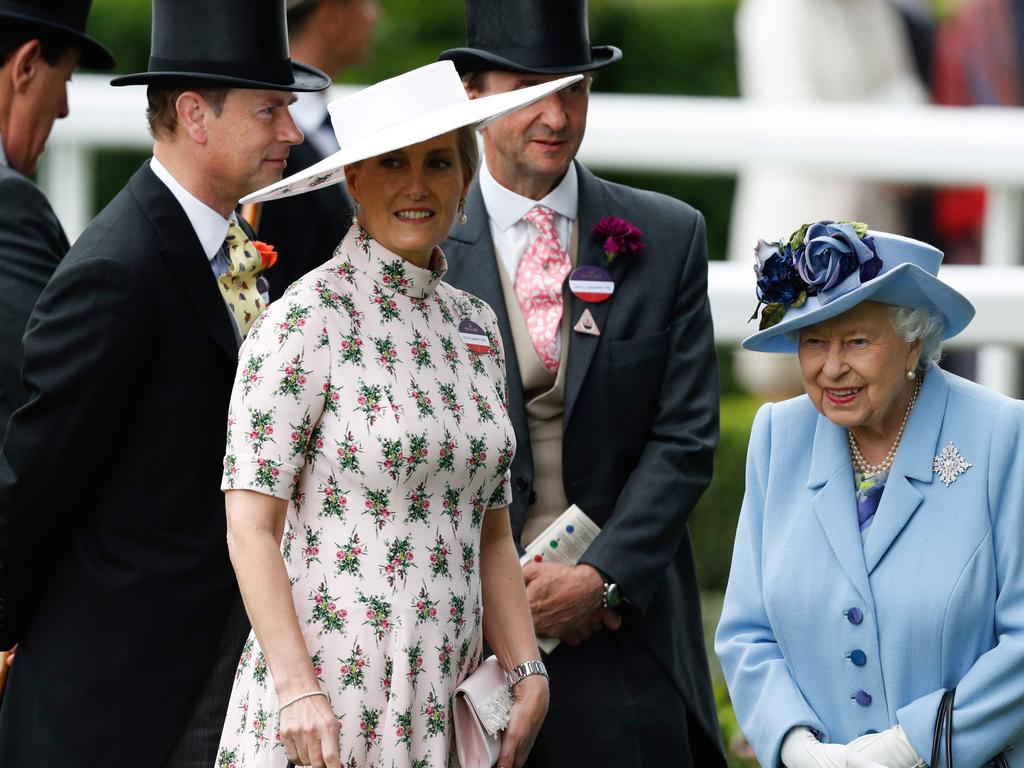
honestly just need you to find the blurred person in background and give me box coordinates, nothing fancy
[717,221,1024,768]
[729,0,928,400]
[0,0,329,764]
[256,0,380,301]
[439,1,725,765]
[0,0,114,447]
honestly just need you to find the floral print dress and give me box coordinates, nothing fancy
[215,227,515,768]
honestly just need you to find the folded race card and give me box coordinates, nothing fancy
[520,504,602,654]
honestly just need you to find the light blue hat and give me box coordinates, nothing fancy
[742,223,976,353]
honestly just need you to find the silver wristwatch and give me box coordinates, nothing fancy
[506,659,549,687]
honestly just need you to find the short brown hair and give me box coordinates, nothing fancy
[146,85,229,140]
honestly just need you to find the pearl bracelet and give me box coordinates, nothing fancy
[278,690,329,716]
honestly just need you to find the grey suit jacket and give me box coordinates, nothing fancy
[442,162,724,758]
[0,165,69,444]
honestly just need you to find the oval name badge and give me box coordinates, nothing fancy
[458,319,491,355]
[568,265,614,303]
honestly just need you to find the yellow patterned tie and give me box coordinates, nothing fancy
[218,220,265,336]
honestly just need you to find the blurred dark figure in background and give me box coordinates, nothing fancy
[257,0,380,300]
[0,0,114,447]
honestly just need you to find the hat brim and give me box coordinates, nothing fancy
[0,12,115,70]
[438,45,622,76]
[109,61,330,92]
[240,73,583,204]
[742,262,976,353]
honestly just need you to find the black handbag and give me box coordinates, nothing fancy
[931,688,1010,768]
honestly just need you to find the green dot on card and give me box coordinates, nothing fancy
[550,540,559,549]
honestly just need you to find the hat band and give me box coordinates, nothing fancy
[485,44,594,69]
[0,1,88,31]
[147,55,296,85]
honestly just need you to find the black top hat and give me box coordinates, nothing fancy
[0,0,115,70]
[438,0,622,76]
[110,0,330,92]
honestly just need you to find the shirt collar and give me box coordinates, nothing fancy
[0,131,8,168]
[150,156,233,261]
[479,160,578,232]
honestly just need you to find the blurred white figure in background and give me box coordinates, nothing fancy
[729,0,928,398]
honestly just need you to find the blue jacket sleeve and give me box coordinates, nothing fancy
[897,398,1024,765]
[715,402,827,768]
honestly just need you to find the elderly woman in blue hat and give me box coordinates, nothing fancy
[715,221,1024,768]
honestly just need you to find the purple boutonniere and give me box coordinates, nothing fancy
[593,217,644,264]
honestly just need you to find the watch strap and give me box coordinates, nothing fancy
[505,659,548,687]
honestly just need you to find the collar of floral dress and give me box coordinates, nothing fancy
[339,226,448,300]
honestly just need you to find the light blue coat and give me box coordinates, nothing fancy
[715,369,1024,768]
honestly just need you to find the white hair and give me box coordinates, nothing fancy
[889,305,944,370]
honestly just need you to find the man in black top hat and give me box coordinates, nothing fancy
[439,2,727,766]
[256,0,380,301]
[0,0,115,447]
[0,1,329,765]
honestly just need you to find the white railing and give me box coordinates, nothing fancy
[41,76,1024,394]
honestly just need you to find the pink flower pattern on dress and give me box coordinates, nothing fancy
[514,206,571,372]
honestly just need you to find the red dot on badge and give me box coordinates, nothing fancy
[533,554,543,562]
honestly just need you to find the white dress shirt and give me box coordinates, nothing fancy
[479,160,579,282]
[289,90,340,159]
[0,132,8,168]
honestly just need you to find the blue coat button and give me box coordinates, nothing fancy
[855,690,872,706]
[846,607,864,625]
[850,650,867,667]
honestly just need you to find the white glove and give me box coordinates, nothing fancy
[781,726,888,768]
[847,725,926,768]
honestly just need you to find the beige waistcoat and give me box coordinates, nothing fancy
[494,225,578,546]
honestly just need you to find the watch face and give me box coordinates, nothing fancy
[605,583,622,608]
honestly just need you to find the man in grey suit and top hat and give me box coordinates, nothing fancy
[439,1,727,765]
[0,1,329,765]
[0,0,115,446]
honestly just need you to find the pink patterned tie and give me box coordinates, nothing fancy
[515,205,572,373]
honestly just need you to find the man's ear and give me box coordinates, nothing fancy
[9,39,43,94]
[175,91,211,144]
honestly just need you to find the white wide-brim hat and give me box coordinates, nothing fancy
[742,230,976,353]
[241,61,582,204]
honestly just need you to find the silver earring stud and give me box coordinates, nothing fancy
[906,370,917,380]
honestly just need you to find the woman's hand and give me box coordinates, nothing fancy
[780,726,886,768]
[846,726,926,768]
[279,693,341,768]
[497,675,549,768]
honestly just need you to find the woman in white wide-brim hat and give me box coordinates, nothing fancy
[216,62,580,768]
[716,221,1024,768]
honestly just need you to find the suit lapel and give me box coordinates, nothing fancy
[446,184,528,438]
[809,414,874,604]
[862,371,946,573]
[563,163,633,427]
[129,164,239,359]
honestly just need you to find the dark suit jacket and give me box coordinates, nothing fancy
[443,162,725,764]
[0,165,69,445]
[259,137,353,300]
[0,162,245,766]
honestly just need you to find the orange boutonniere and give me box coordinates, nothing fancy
[252,240,278,271]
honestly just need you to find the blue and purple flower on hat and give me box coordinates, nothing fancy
[751,220,882,331]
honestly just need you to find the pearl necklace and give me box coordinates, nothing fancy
[847,376,923,475]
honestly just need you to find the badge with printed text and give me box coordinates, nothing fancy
[568,265,614,303]
[458,319,491,354]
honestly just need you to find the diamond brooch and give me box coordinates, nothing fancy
[933,442,972,487]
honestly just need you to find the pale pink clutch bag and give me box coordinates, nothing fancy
[453,655,513,768]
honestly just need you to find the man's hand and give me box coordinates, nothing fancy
[522,562,622,644]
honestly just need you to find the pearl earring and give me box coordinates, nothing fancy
[906,370,917,381]
[457,200,468,226]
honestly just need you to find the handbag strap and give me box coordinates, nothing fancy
[931,687,1011,768]
[931,688,956,768]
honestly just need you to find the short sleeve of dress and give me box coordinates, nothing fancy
[481,303,513,511]
[222,293,331,501]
